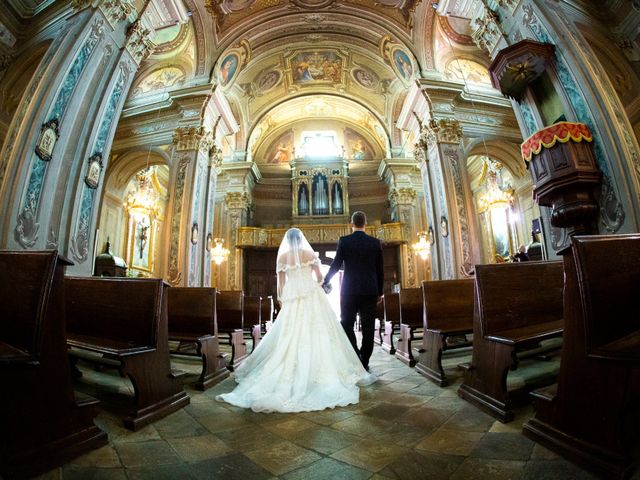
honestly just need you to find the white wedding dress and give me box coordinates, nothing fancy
[216,258,375,413]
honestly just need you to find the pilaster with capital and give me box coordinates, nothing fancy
[219,191,252,291]
[380,158,429,287]
[166,126,215,286]
[422,117,475,279]
[201,146,223,287]
[211,160,258,291]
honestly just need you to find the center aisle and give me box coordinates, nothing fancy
[41,340,595,480]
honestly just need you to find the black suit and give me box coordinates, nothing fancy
[324,230,384,369]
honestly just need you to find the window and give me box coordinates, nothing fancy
[299,131,341,158]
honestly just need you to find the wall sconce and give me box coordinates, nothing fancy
[211,238,230,265]
[412,231,431,260]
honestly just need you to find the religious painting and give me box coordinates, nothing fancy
[344,128,373,160]
[257,69,281,92]
[217,52,239,87]
[391,47,414,85]
[351,67,378,90]
[132,66,185,96]
[266,130,293,164]
[428,226,435,245]
[84,153,103,189]
[444,59,491,85]
[130,214,153,272]
[291,51,342,84]
[35,118,59,162]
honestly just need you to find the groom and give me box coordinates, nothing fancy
[323,211,384,371]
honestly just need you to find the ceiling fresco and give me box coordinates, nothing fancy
[117,0,494,169]
[205,0,422,37]
[247,95,388,163]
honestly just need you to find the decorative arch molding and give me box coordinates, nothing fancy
[104,148,170,195]
[245,93,392,159]
[182,0,211,76]
[412,0,438,71]
[465,139,526,179]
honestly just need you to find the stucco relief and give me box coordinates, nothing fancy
[167,155,191,285]
[446,149,473,276]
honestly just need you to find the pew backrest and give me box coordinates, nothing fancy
[0,250,59,361]
[382,292,400,324]
[168,287,217,337]
[217,291,244,331]
[422,279,475,332]
[474,261,564,338]
[399,288,423,327]
[244,295,262,327]
[573,234,640,360]
[65,277,165,351]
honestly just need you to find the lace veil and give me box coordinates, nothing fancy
[276,228,317,272]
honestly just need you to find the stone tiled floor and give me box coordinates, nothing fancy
[35,341,603,480]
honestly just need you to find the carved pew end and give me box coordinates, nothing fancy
[395,324,419,367]
[458,383,516,423]
[227,329,248,371]
[381,320,397,354]
[123,389,190,431]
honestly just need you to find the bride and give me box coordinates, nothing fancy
[217,227,374,413]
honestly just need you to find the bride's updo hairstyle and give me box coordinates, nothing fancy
[286,227,303,245]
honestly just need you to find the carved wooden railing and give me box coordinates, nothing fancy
[236,222,407,248]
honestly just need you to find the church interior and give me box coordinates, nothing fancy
[1,0,640,478]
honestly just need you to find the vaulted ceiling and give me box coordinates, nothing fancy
[125,0,492,165]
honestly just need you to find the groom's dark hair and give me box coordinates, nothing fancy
[351,211,367,228]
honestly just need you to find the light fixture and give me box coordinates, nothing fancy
[211,237,230,265]
[412,231,431,260]
[124,168,160,219]
[125,99,164,219]
[477,158,514,213]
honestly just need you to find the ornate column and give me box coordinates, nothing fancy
[0,1,154,276]
[201,146,223,287]
[167,126,214,287]
[212,161,258,291]
[389,187,421,287]
[420,118,474,279]
[379,158,428,287]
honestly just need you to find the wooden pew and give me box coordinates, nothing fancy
[244,295,263,352]
[0,251,107,479]
[395,288,424,367]
[216,291,248,370]
[381,292,400,354]
[415,279,474,386]
[524,235,640,479]
[65,277,189,430]
[167,287,229,391]
[458,261,564,422]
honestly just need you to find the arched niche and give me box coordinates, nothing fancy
[97,150,170,277]
[465,145,540,264]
